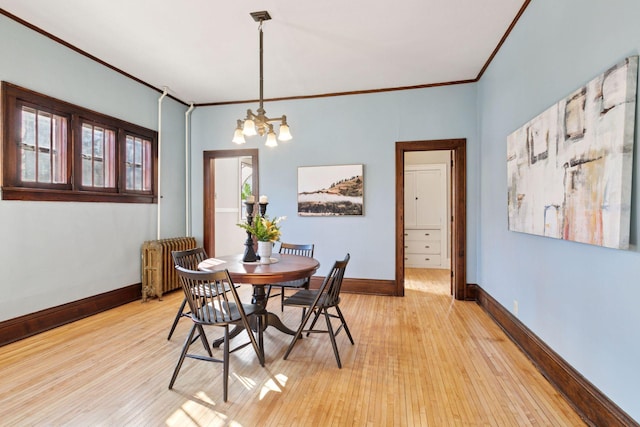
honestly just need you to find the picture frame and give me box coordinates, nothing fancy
[297,164,364,216]
[506,56,638,249]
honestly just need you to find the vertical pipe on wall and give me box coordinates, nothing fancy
[185,103,195,236]
[157,87,168,240]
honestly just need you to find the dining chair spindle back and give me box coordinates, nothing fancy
[169,267,264,402]
[266,242,315,312]
[168,248,209,340]
[282,253,353,368]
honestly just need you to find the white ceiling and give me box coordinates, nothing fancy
[0,0,527,105]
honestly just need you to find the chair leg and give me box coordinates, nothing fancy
[167,297,188,340]
[280,289,285,312]
[197,325,213,357]
[323,308,342,368]
[335,305,354,345]
[223,326,229,402]
[257,314,264,363]
[283,302,316,360]
[306,308,322,337]
[169,324,197,389]
[239,314,264,366]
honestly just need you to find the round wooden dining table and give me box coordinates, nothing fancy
[206,253,320,286]
[198,253,320,353]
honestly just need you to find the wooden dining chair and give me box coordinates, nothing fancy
[168,248,210,341]
[169,267,264,402]
[282,254,353,368]
[266,242,314,312]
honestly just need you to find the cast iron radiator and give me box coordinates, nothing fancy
[141,237,197,301]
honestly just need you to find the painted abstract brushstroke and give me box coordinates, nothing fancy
[507,56,637,249]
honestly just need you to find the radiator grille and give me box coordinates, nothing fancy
[141,237,197,301]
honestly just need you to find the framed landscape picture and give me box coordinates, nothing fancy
[297,164,364,216]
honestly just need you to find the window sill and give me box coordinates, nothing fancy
[1,187,156,204]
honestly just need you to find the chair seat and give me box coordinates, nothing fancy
[193,301,261,325]
[283,289,317,306]
[194,282,234,297]
[271,278,308,289]
[284,289,339,308]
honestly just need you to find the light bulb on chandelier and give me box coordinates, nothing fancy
[233,11,292,147]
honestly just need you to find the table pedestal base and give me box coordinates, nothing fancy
[211,284,296,352]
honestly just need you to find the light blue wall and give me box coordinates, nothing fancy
[5,1,636,420]
[190,84,479,281]
[0,15,187,320]
[477,0,640,420]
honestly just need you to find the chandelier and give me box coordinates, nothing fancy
[233,11,292,147]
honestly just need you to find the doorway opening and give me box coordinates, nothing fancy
[404,152,452,295]
[203,149,259,257]
[395,139,467,300]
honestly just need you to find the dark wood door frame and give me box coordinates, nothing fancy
[395,139,467,299]
[203,149,259,257]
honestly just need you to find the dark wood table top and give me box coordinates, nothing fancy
[198,253,319,285]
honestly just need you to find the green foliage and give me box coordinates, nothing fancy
[237,215,285,242]
[241,182,252,201]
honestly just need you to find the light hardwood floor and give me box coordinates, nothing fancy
[0,269,585,426]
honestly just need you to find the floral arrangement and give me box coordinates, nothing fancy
[237,215,285,242]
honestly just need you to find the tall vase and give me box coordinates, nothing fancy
[257,241,273,264]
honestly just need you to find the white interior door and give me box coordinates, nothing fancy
[416,169,443,229]
[404,162,449,269]
[404,171,418,228]
[214,157,247,256]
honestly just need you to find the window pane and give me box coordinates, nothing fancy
[81,124,93,186]
[22,149,36,182]
[81,122,115,189]
[143,140,152,190]
[21,108,36,148]
[126,164,134,189]
[126,136,134,163]
[104,129,115,187]
[19,107,67,184]
[38,150,51,182]
[37,112,51,151]
[82,125,93,156]
[94,160,104,187]
[82,158,92,186]
[135,165,142,190]
[125,135,151,191]
[94,128,104,158]
[52,115,67,183]
[135,137,142,158]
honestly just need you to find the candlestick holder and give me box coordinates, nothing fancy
[258,202,268,218]
[242,201,258,262]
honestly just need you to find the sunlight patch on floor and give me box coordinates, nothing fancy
[166,391,228,427]
[259,373,288,400]
[233,372,257,391]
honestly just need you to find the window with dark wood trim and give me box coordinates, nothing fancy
[1,82,158,203]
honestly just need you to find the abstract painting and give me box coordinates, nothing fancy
[298,164,364,216]
[507,56,637,249]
